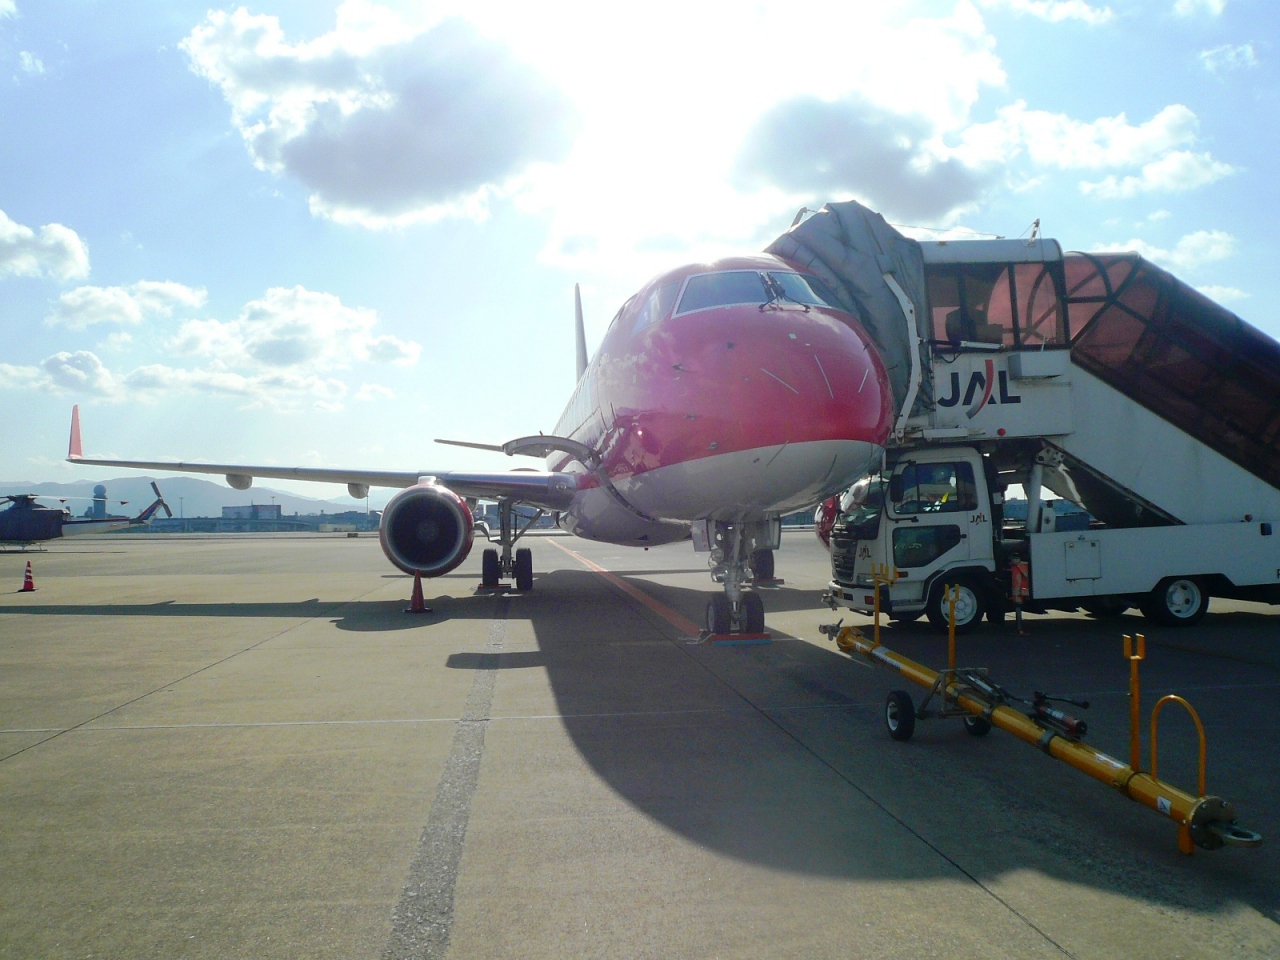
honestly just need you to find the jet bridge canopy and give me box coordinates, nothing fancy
[1067,253,1280,492]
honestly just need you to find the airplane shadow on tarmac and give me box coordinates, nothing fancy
[435,566,1280,925]
[3,567,1277,923]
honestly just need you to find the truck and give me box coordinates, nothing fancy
[819,236,1280,631]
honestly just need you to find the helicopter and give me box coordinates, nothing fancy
[0,482,172,548]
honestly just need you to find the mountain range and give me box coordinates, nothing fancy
[0,475,388,518]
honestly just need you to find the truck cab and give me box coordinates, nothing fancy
[830,446,1001,630]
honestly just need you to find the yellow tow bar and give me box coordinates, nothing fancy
[820,622,1262,854]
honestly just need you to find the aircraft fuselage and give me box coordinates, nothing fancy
[548,255,894,544]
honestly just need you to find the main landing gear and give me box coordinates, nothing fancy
[703,520,779,638]
[480,499,541,592]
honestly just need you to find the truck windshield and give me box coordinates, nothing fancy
[892,462,978,514]
[840,476,883,541]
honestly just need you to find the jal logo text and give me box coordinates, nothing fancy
[937,361,1021,419]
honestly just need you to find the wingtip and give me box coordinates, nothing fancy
[67,404,83,460]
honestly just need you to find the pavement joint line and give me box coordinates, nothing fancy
[9,674,1279,737]
[384,596,507,960]
[560,544,1079,959]
[0,701,873,735]
[0,584,388,765]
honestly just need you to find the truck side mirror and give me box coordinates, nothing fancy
[888,474,904,504]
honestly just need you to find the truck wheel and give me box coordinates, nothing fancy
[925,578,985,633]
[1141,577,1207,626]
[885,690,916,742]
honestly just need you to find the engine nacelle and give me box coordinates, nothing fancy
[379,483,474,576]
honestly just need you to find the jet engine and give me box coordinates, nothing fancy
[379,483,474,576]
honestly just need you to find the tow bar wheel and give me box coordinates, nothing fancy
[885,690,916,741]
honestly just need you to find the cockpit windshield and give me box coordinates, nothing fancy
[675,270,836,317]
[676,271,767,315]
[767,272,836,307]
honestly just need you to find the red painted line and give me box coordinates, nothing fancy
[549,539,703,636]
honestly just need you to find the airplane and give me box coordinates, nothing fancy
[0,482,172,548]
[67,244,896,635]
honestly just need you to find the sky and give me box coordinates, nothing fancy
[1,0,1276,499]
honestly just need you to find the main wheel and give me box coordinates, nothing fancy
[925,577,985,633]
[751,549,775,581]
[481,548,500,588]
[706,594,732,635]
[513,548,533,591]
[963,714,992,737]
[1141,577,1207,626]
[741,592,765,633]
[885,690,916,742]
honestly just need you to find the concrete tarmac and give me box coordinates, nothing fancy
[0,531,1277,959]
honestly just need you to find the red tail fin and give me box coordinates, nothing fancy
[68,406,83,460]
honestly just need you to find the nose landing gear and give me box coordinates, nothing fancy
[702,520,776,643]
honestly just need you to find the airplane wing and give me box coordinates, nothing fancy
[66,406,578,511]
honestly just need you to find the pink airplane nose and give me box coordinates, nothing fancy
[644,302,894,458]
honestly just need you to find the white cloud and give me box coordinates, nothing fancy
[6,282,414,410]
[956,102,1201,171]
[1201,44,1257,74]
[1101,230,1236,271]
[1080,150,1235,198]
[181,2,576,227]
[737,95,990,222]
[18,51,44,75]
[98,331,134,351]
[0,363,42,389]
[0,1,15,19]
[167,285,419,370]
[975,0,1113,25]
[1174,0,1226,15]
[122,363,349,410]
[0,208,89,281]
[45,281,207,329]
[1197,284,1249,303]
[42,351,118,396]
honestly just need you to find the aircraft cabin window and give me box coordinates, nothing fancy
[891,462,978,515]
[634,280,682,333]
[676,271,768,315]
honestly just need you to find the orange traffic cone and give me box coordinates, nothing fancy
[20,561,35,592]
[404,570,432,614]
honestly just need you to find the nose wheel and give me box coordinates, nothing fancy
[704,591,766,636]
